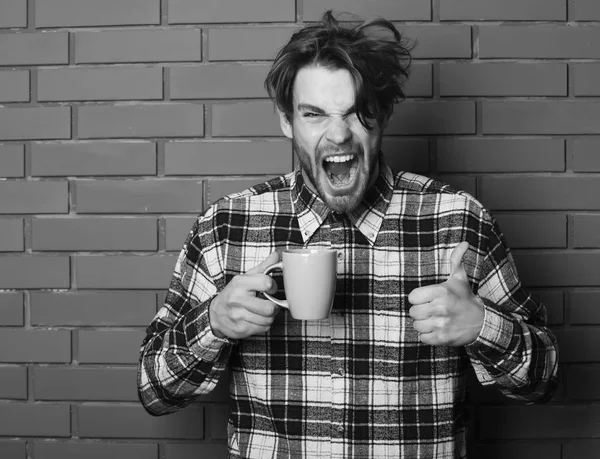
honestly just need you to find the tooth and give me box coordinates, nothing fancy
[325,155,353,163]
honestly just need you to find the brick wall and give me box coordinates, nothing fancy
[0,0,598,458]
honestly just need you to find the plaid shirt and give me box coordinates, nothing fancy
[138,159,558,458]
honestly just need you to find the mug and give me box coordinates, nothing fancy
[263,248,337,320]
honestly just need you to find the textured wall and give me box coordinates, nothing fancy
[0,0,599,458]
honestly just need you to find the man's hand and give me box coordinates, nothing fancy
[209,252,281,340]
[408,242,484,346]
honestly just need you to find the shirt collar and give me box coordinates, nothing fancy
[291,157,395,245]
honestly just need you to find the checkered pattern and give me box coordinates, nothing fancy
[138,159,558,458]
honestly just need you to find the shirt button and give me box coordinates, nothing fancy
[337,368,344,377]
[337,425,344,433]
[337,251,344,260]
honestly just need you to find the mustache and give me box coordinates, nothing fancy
[317,143,364,157]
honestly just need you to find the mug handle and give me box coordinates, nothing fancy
[262,262,289,309]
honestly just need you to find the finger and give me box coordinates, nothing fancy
[408,303,434,320]
[417,331,440,346]
[448,241,469,279]
[413,318,436,335]
[242,296,281,318]
[236,272,277,295]
[408,284,444,305]
[245,251,281,276]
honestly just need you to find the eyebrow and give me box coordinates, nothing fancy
[297,103,355,116]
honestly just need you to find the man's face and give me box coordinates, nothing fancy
[279,65,385,214]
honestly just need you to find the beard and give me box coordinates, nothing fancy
[292,136,381,214]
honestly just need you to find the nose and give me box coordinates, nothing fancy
[326,117,352,145]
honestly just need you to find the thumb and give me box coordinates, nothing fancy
[245,251,281,275]
[448,241,469,280]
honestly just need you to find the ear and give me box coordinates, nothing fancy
[277,108,293,139]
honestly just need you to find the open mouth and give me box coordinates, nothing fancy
[323,154,359,188]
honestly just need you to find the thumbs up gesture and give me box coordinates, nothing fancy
[408,242,484,347]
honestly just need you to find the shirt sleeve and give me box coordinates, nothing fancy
[137,215,234,416]
[464,212,559,403]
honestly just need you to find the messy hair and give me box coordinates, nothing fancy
[265,10,413,130]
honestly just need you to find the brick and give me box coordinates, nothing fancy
[0,70,29,102]
[75,180,203,213]
[573,0,600,21]
[0,441,26,459]
[530,290,564,325]
[0,218,24,252]
[36,0,160,28]
[79,330,145,364]
[524,252,600,290]
[30,291,157,326]
[165,140,292,176]
[164,443,228,459]
[440,0,565,20]
[0,107,70,140]
[387,101,476,135]
[567,365,600,400]
[208,27,296,61]
[473,443,561,459]
[207,404,228,440]
[573,214,600,248]
[78,104,204,139]
[555,328,600,363]
[38,67,163,102]
[78,404,204,439]
[0,144,25,177]
[573,138,600,172]
[400,25,472,59]
[0,404,70,436]
[75,29,201,64]
[35,441,158,459]
[303,0,430,21]
[0,329,71,363]
[0,256,70,289]
[565,440,600,458]
[212,102,281,137]
[207,179,268,206]
[164,217,196,252]
[34,367,139,401]
[573,63,600,96]
[480,404,600,439]
[31,141,157,176]
[570,290,600,325]
[0,292,24,326]
[0,0,27,28]
[440,63,567,97]
[75,254,176,289]
[404,64,432,98]
[513,252,600,287]
[481,176,600,210]
[170,63,269,99]
[480,26,600,59]
[32,217,158,251]
[437,138,565,173]
[484,101,600,135]
[169,0,294,23]
[0,181,68,214]
[494,213,566,249]
[381,138,430,174]
[0,366,27,399]
[0,32,68,65]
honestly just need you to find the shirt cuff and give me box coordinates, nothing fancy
[183,300,233,362]
[465,296,515,361]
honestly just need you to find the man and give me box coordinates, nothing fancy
[138,11,558,458]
